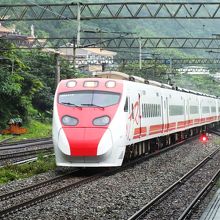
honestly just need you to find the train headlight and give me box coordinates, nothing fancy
[106,81,116,88]
[62,115,78,126]
[66,80,77,88]
[93,116,110,126]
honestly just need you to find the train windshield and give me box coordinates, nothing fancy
[59,91,121,107]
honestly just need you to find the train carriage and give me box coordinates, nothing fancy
[53,71,219,167]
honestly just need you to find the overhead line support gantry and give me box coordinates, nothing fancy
[3,36,220,50]
[1,2,220,21]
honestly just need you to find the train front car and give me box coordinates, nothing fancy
[53,78,127,167]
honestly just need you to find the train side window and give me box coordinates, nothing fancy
[150,104,153,118]
[146,104,148,117]
[148,104,150,117]
[152,104,155,117]
[124,97,128,112]
[131,103,134,119]
[142,104,144,117]
[153,104,155,117]
[144,104,146,118]
[150,104,152,117]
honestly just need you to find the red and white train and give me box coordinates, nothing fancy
[53,71,220,167]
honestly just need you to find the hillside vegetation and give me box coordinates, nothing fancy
[0,40,79,129]
[0,0,220,130]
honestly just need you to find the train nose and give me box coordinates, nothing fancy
[61,127,113,156]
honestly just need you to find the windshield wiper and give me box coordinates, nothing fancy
[81,103,104,110]
[61,102,82,110]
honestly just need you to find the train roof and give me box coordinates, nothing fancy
[94,71,219,99]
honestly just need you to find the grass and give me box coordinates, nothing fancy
[0,119,52,141]
[0,154,56,184]
[213,138,220,145]
[0,135,13,142]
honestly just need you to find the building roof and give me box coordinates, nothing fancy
[83,48,117,56]
[0,23,12,33]
[59,47,117,57]
[178,65,210,75]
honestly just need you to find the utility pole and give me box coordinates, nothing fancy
[121,59,126,70]
[139,37,142,70]
[55,52,60,86]
[77,3,81,46]
[72,39,76,68]
[168,57,172,85]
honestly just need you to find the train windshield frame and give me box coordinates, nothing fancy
[58,90,121,108]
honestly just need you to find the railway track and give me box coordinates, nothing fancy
[128,147,220,220]
[0,138,53,167]
[0,137,14,144]
[0,154,54,168]
[0,138,52,150]
[0,147,53,160]
[209,129,220,137]
[0,168,103,218]
[0,135,199,218]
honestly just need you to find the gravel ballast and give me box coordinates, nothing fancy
[1,134,220,220]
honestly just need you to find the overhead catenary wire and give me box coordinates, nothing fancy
[24,0,135,42]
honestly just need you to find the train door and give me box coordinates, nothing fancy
[186,98,190,126]
[161,96,169,133]
[126,93,141,141]
[161,96,164,132]
[166,97,169,132]
[138,93,141,136]
[184,99,187,126]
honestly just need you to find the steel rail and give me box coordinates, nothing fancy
[209,130,220,137]
[128,147,220,220]
[0,135,198,218]
[0,137,52,147]
[178,169,220,220]
[0,137,14,144]
[0,147,53,160]
[0,169,102,218]
[0,169,80,202]
[0,140,53,151]
[0,154,54,168]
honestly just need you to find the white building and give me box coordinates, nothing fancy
[178,66,210,75]
[212,72,220,81]
[59,46,117,72]
[0,23,13,37]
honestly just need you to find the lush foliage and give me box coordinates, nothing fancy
[217,180,220,188]
[0,40,79,129]
[0,154,56,184]
[119,61,220,96]
[0,122,52,141]
[1,0,220,129]
[173,74,220,97]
